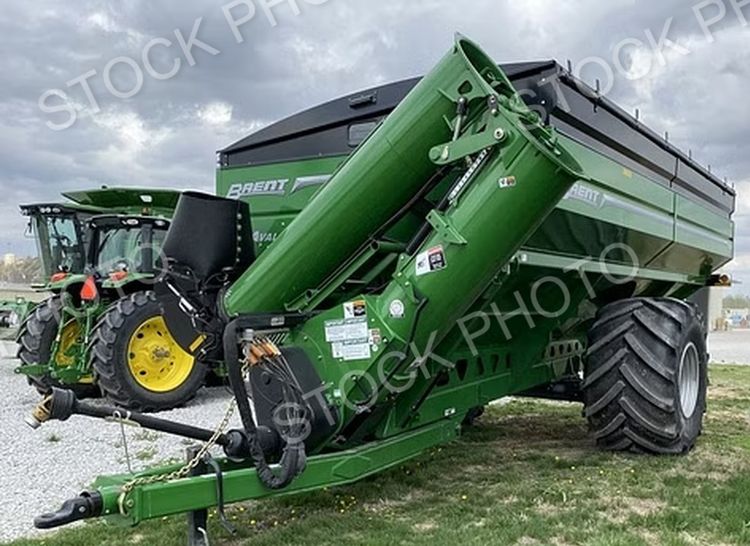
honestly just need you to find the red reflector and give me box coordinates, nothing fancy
[109,271,128,282]
[50,272,68,282]
[80,277,98,301]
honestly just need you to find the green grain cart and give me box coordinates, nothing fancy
[28,36,734,544]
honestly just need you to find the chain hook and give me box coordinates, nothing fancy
[114,410,134,474]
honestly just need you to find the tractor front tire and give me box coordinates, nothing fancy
[90,291,207,412]
[16,297,99,398]
[583,297,707,454]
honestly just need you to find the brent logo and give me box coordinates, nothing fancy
[564,182,604,208]
[226,179,289,199]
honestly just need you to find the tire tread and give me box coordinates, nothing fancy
[583,297,706,455]
[90,291,205,412]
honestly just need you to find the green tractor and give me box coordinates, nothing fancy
[29,35,734,543]
[16,188,207,410]
[0,297,35,340]
[15,197,102,396]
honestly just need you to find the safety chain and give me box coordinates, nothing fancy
[117,362,250,514]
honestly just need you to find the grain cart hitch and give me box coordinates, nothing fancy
[27,382,282,530]
[30,34,588,543]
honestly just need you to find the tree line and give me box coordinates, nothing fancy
[723,295,750,309]
[0,257,43,285]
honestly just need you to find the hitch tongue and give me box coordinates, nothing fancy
[34,492,103,529]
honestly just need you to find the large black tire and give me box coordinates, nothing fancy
[0,310,12,328]
[90,291,207,412]
[583,297,707,454]
[462,405,485,427]
[16,298,99,398]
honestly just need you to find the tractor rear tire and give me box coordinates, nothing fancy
[583,297,707,454]
[90,291,207,412]
[16,297,99,398]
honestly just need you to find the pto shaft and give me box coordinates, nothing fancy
[26,388,279,459]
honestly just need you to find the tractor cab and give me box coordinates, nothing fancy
[20,203,95,287]
[87,214,171,287]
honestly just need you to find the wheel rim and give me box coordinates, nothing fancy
[127,316,195,393]
[54,321,80,367]
[54,320,95,385]
[678,342,700,418]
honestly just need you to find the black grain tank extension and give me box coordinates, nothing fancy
[162,191,255,280]
[156,192,255,356]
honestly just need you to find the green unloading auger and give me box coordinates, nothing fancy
[28,35,585,541]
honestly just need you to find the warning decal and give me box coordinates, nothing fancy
[343,299,367,319]
[332,341,371,361]
[415,245,447,276]
[324,317,369,343]
[326,300,373,361]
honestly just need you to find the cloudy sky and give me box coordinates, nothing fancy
[1,0,747,291]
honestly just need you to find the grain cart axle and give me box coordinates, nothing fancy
[27,34,724,544]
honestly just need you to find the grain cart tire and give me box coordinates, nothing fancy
[90,291,207,412]
[462,405,485,427]
[16,298,99,398]
[583,297,707,454]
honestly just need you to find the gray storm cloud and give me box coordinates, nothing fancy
[1,0,747,288]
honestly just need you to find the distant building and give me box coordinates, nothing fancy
[2,253,16,267]
[724,308,749,329]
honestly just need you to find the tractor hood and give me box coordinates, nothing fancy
[62,188,181,216]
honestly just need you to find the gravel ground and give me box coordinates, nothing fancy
[708,329,750,364]
[1,330,748,543]
[0,341,242,543]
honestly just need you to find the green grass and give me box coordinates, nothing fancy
[7,364,750,546]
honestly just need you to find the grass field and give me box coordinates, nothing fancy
[7,364,750,546]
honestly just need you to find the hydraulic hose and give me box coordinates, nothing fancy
[223,319,306,489]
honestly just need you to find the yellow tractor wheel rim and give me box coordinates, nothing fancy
[54,321,94,384]
[54,321,80,368]
[127,316,195,393]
